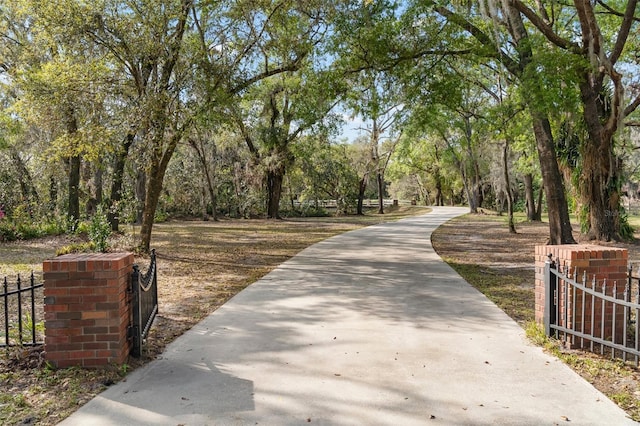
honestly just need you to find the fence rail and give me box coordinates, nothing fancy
[1,273,44,347]
[292,199,398,209]
[544,256,640,365]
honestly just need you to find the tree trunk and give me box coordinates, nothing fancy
[474,164,483,209]
[189,138,219,221]
[107,132,134,232]
[10,150,39,212]
[266,166,285,219]
[503,141,516,233]
[67,155,81,222]
[139,129,184,251]
[459,162,476,213]
[578,79,622,241]
[524,173,538,221]
[94,165,103,205]
[463,115,481,212]
[206,183,218,221]
[135,170,146,225]
[49,176,58,214]
[357,174,368,215]
[535,182,544,220]
[65,110,81,222]
[415,174,430,206]
[201,181,209,221]
[377,171,384,214]
[503,1,574,243]
[434,170,444,206]
[532,114,576,244]
[579,136,621,241]
[139,169,164,252]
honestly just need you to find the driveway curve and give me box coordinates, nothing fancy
[60,206,635,425]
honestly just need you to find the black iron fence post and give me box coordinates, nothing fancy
[130,264,141,358]
[3,277,8,345]
[30,272,36,345]
[544,253,557,337]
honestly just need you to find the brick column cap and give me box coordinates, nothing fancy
[44,252,134,272]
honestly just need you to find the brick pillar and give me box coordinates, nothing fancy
[535,245,628,348]
[43,253,134,368]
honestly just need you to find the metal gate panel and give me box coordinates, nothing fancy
[130,249,158,357]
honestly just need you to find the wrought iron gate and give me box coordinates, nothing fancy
[544,255,640,365]
[129,249,159,357]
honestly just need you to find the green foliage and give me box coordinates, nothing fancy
[6,312,45,345]
[524,321,550,347]
[0,0,637,247]
[55,242,94,256]
[154,209,169,224]
[618,208,635,241]
[0,204,69,242]
[88,206,111,252]
[292,137,360,214]
[280,204,329,218]
[74,220,90,236]
[578,204,590,234]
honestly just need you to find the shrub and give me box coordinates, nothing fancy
[88,206,111,252]
[0,221,19,241]
[56,242,94,256]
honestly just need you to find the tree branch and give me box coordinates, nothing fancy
[624,93,640,118]
[511,0,582,54]
[433,6,521,76]
[608,0,638,65]
[231,56,307,94]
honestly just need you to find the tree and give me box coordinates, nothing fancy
[81,0,328,249]
[429,2,577,244]
[294,136,360,214]
[187,125,224,221]
[331,0,410,215]
[2,0,116,224]
[341,137,377,215]
[236,73,341,218]
[388,135,453,206]
[511,0,640,240]
[344,70,404,214]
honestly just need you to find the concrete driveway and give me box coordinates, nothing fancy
[59,207,635,425]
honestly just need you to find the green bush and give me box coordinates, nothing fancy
[75,220,90,236]
[0,209,70,242]
[0,221,19,241]
[88,206,111,252]
[56,242,95,256]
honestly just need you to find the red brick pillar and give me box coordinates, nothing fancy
[535,245,628,348]
[43,253,134,368]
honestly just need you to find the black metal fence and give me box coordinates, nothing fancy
[129,249,159,357]
[1,273,44,347]
[544,256,640,365]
